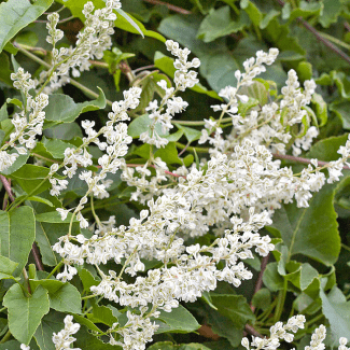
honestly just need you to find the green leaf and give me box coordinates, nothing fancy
[320,286,350,342]
[307,134,348,161]
[116,9,144,38]
[0,255,18,280]
[35,220,81,266]
[330,100,350,130]
[89,305,118,327]
[211,294,255,328]
[0,151,30,176]
[154,142,182,165]
[240,0,263,26]
[34,311,65,350]
[30,280,82,314]
[44,87,106,127]
[55,0,164,42]
[155,305,200,334]
[42,138,75,159]
[0,206,35,276]
[197,7,250,43]
[74,325,119,350]
[297,61,313,82]
[128,114,165,138]
[0,0,53,54]
[36,211,78,224]
[263,262,285,292]
[269,183,340,266]
[288,1,323,22]
[178,126,202,143]
[78,267,100,292]
[260,10,280,30]
[73,314,104,334]
[3,284,50,345]
[9,165,51,196]
[311,93,327,127]
[252,288,271,311]
[148,342,211,350]
[319,0,342,28]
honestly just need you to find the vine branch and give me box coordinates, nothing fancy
[142,0,192,14]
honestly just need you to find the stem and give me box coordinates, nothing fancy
[0,330,11,344]
[341,243,350,252]
[82,294,97,300]
[14,44,113,107]
[22,268,32,294]
[175,142,209,153]
[0,176,14,202]
[276,0,350,66]
[142,0,192,14]
[46,260,64,279]
[244,324,263,338]
[318,32,350,51]
[32,243,44,271]
[251,254,270,312]
[274,279,288,323]
[272,153,350,170]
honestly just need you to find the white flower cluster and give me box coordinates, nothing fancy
[52,315,81,350]
[242,317,350,350]
[139,40,199,148]
[51,86,141,229]
[0,69,47,172]
[47,43,350,350]
[41,0,121,93]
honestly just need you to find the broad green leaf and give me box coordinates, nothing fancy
[0,206,35,275]
[263,262,285,292]
[197,7,250,43]
[307,134,348,161]
[205,304,243,346]
[297,61,313,82]
[260,10,280,30]
[240,0,263,26]
[89,305,118,327]
[148,342,211,350]
[0,0,53,54]
[30,280,82,314]
[320,286,350,342]
[44,88,106,128]
[44,123,83,140]
[9,165,51,196]
[78,267,100,292]
[73,314,104,334]
[330,100,350,130]
[0,255,18,280]
[3,284,50,345]
[0,54,13,86]
[36,211,78,224]
[288,1,323,22]
[116,8,144,38]
[269,183,340,266]
[42,138,75,159]
[178,126,202,143]
[155,305,200,334]
[34,311,65,350]
[35,221,81,266]
[128,114,165,138]
[319,0,342,28]
[252,288,271,311]
[0,339,39,350]
[154,142,182,165]
[55,0,164,42]
[211,294,255,328]
[74,325,119,350]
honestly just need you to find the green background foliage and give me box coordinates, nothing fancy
[1,0,350,349]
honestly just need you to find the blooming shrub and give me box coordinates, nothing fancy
[0,1,350,350]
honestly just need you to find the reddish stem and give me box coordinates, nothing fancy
[142,0,192,14]
[272,153,350,170]
[251,254,270,313]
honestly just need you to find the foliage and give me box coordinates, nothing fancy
[0,1,350,350]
